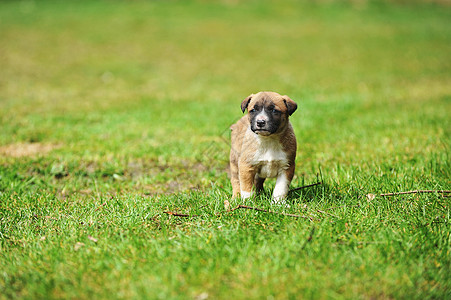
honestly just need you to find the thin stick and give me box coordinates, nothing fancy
[163,211,197,218]
[94,202,107,211]
[289,181,322,193]
[380,190,451,197]
[230,205,313,220]
[165,205,314,220]
[316,209,338,218]
[163,182,322,219]
[301,226,316,250]
[325,204,360,211]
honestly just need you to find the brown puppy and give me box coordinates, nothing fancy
[230,91,297,204]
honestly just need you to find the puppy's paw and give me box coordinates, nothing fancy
[240,190,253,200]
[271,196,291,208]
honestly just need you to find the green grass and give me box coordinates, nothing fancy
[0,0,450,299]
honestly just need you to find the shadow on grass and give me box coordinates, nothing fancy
[288,180,365,206]
[288,182,329,203]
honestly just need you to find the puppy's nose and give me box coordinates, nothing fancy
[257,119,266,128]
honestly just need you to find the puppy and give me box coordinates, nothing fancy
[229,91,297,204]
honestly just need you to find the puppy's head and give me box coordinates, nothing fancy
[241,91,297,136]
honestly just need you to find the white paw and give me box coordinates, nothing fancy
[240,190,253,200]
[271,195,290,207]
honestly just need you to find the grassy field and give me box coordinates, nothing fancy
[0,0,450,299]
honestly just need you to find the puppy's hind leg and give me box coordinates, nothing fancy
[254,176,266,195]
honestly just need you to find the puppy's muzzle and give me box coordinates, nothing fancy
[256,119,266,128]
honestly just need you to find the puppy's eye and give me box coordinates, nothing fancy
[249,108,256,113]
[272,109,280,114]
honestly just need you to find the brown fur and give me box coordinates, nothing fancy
[230,91,297,200]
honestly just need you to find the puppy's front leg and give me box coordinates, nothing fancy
[230,157,241,199]
[272,167,294,205]
[239,163,256,200]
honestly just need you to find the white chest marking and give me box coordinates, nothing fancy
[252,136,288,179]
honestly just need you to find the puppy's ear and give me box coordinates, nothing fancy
[241,94,253,113]
[282,95,297,116]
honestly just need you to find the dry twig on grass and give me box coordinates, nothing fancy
[94,202,107,211]
[229,205,314,220]
[164,206,314,220]
[163,211,197,218]
[380,190,450,197]
[301,226,316,250]
[289,181,322,193]
[316,209,338,218]
[366,190,450,201]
